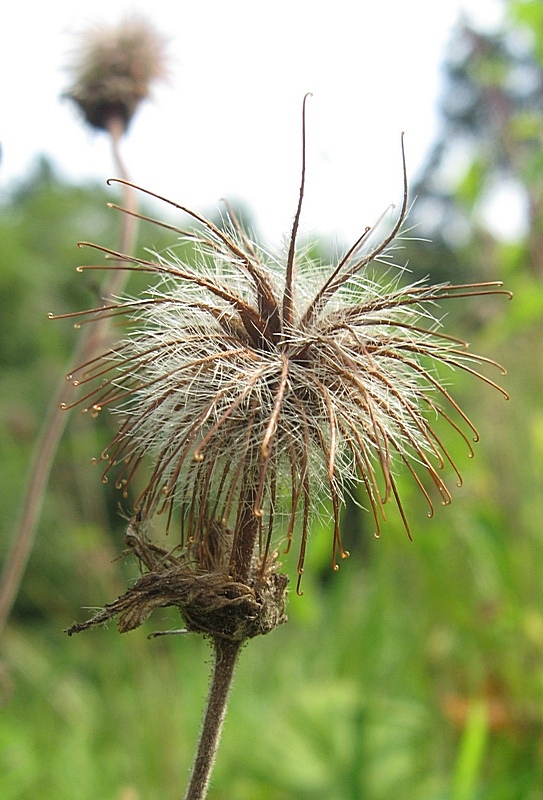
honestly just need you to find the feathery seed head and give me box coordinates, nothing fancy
[65,16,168,133]
[56,103,510,594]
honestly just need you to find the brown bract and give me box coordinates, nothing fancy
[66,519,288,640]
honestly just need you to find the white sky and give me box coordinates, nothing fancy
[1,0,504,247]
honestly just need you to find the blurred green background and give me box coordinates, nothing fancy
[2,4,543,799]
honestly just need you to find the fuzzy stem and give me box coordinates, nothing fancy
[183,637,242,800]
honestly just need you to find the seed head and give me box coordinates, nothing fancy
[55,103,510,593]
[65,16,168,133]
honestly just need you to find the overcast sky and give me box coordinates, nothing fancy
[1,0,504,246]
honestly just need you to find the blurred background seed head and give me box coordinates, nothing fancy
[64,16,168,134]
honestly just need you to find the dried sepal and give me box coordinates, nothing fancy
[66,519,287,639]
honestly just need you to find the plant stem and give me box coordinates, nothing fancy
[183,637,242,800]
[0,113,136,637]
[230,478,260,583]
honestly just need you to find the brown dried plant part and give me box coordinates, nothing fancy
[66,518,287,641]
[54,113,510,598]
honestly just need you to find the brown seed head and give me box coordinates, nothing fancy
[53,105,511,597]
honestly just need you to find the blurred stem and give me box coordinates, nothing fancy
[183,637,241,800]
[0,114,137,636]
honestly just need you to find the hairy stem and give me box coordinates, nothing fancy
[183,637,242,800]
